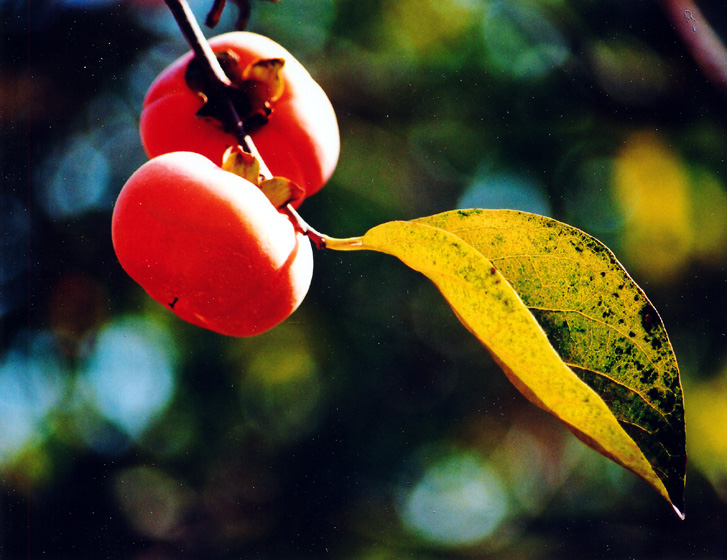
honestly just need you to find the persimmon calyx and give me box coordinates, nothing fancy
[185,50,285,134]
[260,177,305,208]
[222,145,261,183]
[242,57,284,102]
[221,145,304,208]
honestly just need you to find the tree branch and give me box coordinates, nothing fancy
[164,0,263,160]
[163,0,330,247]
[660,0,727,92]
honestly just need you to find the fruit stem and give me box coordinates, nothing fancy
[164,0,231,87]
[164,0,356,251]
[164,0,261,162]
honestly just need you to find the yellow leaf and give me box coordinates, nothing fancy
[326,209,685,516]
[382,0,479,54]
[612,131,693,281]
[686,373,727,499]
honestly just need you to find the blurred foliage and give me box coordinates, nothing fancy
[3,0,727,557]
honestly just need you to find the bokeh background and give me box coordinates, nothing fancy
[3,0,727,557]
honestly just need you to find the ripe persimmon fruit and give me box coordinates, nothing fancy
[140,32,339,203]
[111,151,313,336]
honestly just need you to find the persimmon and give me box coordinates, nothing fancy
[140,32,339,202]
[111,151,313,337]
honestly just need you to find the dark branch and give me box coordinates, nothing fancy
[163,0,327,246]
[164,0,259,159]
[206,0,252,30]
[660,0,727,92]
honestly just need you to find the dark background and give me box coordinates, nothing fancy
[2,0,727,557]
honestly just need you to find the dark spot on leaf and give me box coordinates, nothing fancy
[640,302,659,332]
[640,367,656,385]
[662,390,676,413]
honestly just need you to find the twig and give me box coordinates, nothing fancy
[163,0,339,247]
[164,0,262,159]
[206,0,252,30]
[163,0,230,86]
[281,205,330,249]
[660,0,727,92]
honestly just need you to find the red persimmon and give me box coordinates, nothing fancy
[140,32,339,201]
[111,151,313,337]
